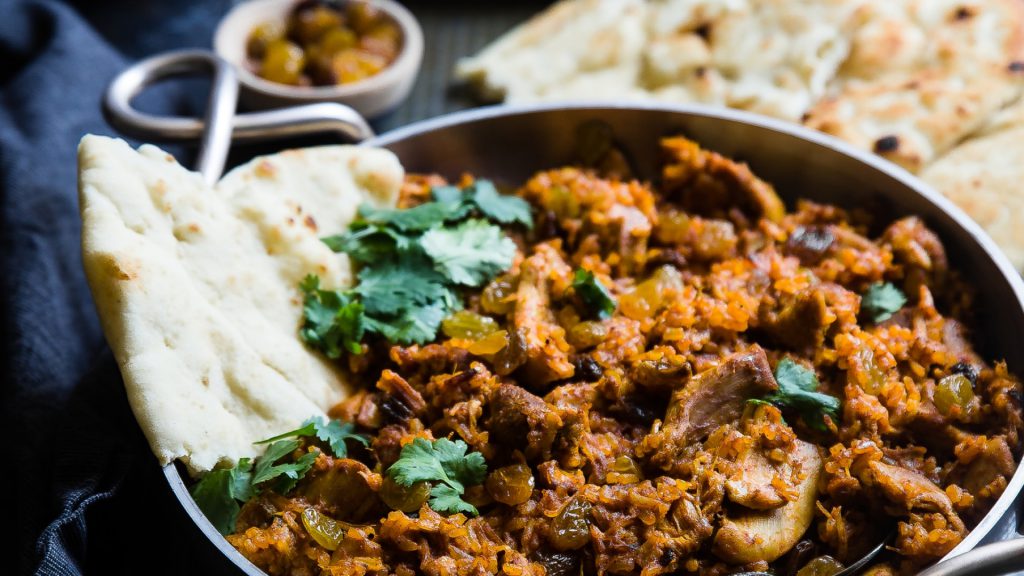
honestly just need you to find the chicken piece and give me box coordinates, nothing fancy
[725,447,788,510]
[296,457,384,523]
[661,136,785,224]
[390,342,472,383]
[650,345,778,469]
[488,383,563,459]
[519,167,657,275]
[603,202,653,276]
[757,288,831,353]
[712,440,823,564]
[882,216,948,295]
[514,244,575,385]
[859,460,966,537]
[961,436,1015,499]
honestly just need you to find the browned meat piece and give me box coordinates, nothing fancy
[514,244,575,385]
[757,288,831,353]
[328,389,381,430]
[378,507,545,576]
[488,383,564,459]
[961,436,1015,499]
[661,136,785,224]
[296,456,384,523]
[519,167,658,275]
[389,342,471,382]
[941,319,982,366]
[371,424,409,470]
[882,216,949,294]
[712,440,823,564]
[785,225,836,265]
[629,347,693,393]
[725,447,789,510]
[647,345,778,469]
[376,369,426,422]
[862,460,955,516]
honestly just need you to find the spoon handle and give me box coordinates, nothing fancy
[917,537,1024,576]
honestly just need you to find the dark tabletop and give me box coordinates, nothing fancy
[0,1,546,574]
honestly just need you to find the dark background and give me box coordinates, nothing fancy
[0,1,545,574]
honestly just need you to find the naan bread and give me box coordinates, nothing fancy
[922,101,1024,270]
[641,0,862,121]
[456,0,1024,269]
[456,0,861,121]
[804,0,1024,172]
[455,0,648,103]
[78,136,402,473]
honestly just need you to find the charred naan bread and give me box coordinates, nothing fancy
[457,0,1024,270]
[455,0,648,103]
[804,0,1024,172]
[922,99,1024,270]
[78,136,402,473]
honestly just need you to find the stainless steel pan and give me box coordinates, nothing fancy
[105,50,1024,576]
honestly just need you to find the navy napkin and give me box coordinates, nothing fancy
[1,1,240,574]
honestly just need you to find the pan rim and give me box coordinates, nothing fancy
[165,101,1024,573]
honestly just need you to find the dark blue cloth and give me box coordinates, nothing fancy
[1,1,239,574]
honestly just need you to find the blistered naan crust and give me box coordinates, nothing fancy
[642,0,863,121]
[922,99,1024,270]
[78,136,402,474]
[454,0,648,102]
[804,0,1024,173]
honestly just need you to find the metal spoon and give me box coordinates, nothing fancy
[733,531,891,576]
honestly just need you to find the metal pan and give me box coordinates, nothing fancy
[105,50,1024,576]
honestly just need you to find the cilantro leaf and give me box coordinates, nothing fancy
[572,269,617,319]
[309,185,526,352]
[387,437,488,516]
[355,255,452,315]
[193,418,368,535]
[861,282,907,323]
[190,458,253,535]
[363,301,449,345]
[254,416,368,458]
[466,180,533,229]
[322,225,406,265]
[388,437,448,487]
[763,358,841,432]
[420,219,518,287]
[251,439,317,494]
[431,185,463,204]
[315,418,370,456]
[429,483,479,516]
[358,201,470,232]
[434,437,488,487]
[299,275,365,357]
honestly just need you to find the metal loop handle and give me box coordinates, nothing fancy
[103,49,375,183]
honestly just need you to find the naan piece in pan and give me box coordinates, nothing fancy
[78,135,402,473]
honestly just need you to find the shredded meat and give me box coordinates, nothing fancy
[646,345,778,471]
[224,136,1022,576]
[661,136,785,224]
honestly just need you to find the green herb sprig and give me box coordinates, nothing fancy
[387,437,487,516]
[304,180,531,353]
[861,282,907,323]
[572,268,617,319]
[752,358,841,432]
[190,417,364,535]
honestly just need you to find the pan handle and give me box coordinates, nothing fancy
[917,537,1024,576]
[103,49,375,182]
